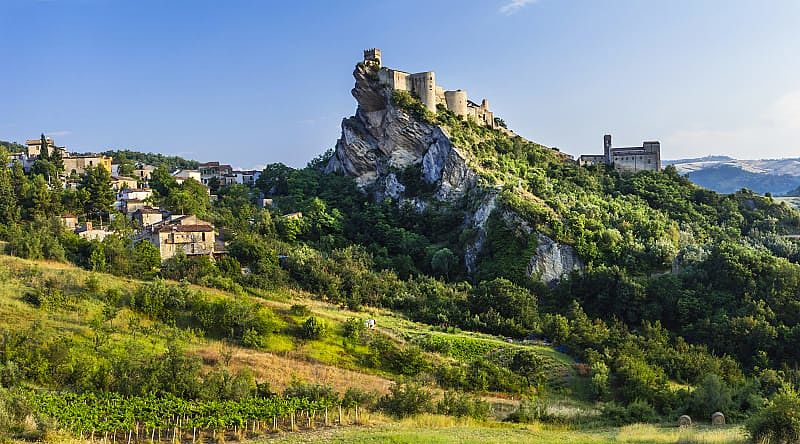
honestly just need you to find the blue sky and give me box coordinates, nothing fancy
[1,0,799,168]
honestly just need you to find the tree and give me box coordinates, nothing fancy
[27,175,52,218]
[431,248,457,279]
[747,390,800,444]
[688,374,733,419]
[81,165,115,218]
[132,240,161,275]
[0,149,19,224]
[38,134,49,160]
[149,165,177,197]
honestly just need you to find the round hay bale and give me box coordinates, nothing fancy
[711,411,725,426]
[677,415,692,428]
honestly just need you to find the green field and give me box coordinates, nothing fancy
[261,416,746,444]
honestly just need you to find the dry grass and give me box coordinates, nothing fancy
[616,423,747,444]
[194,344,393,394]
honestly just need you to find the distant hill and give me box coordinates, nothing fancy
[663,155,735,165]
[666,156,800,195]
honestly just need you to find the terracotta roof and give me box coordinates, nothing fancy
[158,224,214,233]
[61,213,77,218]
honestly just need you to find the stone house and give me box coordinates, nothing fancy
[76,222,113,241]
[63,154,113,176]
[60,214,78,230]
[132,207,163,227]
[142,215,216,261]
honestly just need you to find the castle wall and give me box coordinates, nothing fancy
[610,151,659,172]
[445,90,468,116]
[409,72,437,112]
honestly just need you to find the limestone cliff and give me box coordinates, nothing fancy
[325,62,582,285]
[527,233,585,287]
[325,64,476,202]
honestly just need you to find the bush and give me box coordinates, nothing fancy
[342,387,377,409]
[301,316,327,340]
[289,304,311,316]
[284,381,339,403]
[747,390,800,444]
[342,317,365,341]
[436,391,490,420]
[379,383,433,418]
[688,374,733,419]
[601,400,658,426]
[506,396,548,423]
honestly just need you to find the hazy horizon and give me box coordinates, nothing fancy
[2,0,799,168]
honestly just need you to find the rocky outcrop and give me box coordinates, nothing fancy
[527,233,584,287]
[324,62,583,285]
[325,63,473,201]
[464,193,498,274]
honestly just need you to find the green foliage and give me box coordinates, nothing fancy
[435,391,490,420]
[507,396,549,423]
[601,400,658,426]
[102,149,198,171]
[688,374,734,420]
[747,390,800,444]
[80,165,115,217]
[391,90,435,124]
[301,316,327,340]
[379,382,433,418]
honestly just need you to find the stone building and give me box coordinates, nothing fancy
[365,48,498,129]
[63,154,113,176]
[171,169,202,184]
[199,161,233,186]
[132,207,163,227]
[579,134,661,172]
[142,215,216,261]
[133,163,155,182]
[25,137,66,159]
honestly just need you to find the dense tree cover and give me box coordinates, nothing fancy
[7,98,800,428]
[102,149,199,171]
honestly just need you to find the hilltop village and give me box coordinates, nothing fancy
[6,135,267,262]
[2,49,662,265]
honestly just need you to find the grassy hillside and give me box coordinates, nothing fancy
[0,254,598,441]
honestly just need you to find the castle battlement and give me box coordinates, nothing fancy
[365,49,497,129]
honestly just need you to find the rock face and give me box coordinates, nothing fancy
[325,62,583,286]
[325,64,475,201]
[527,233,584,287]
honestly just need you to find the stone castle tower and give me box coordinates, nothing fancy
[364,48,497,129]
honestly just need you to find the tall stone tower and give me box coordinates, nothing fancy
[604,134,612,162]
[363,48,382,68]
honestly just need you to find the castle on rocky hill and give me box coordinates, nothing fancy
[363,48,498,129]
[579,134,661,172]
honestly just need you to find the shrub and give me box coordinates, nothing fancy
[507,396,548,423]
[342,387,377,409]
[436,391,490,420]
[688,374,733,419]
[379,383,433,418]
[301,316,327,340]
[601,400,658,426]
[342,317,365,341]
[284,381,339,402]
[747,390,800,444]
[289,304,311,316]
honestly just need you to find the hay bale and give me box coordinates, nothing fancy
[678,415,692,427]
[711,411,725,426]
